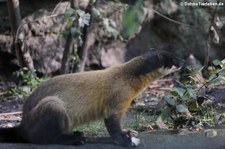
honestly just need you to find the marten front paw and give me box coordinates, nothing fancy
[123,129,140,147]
[113,129,140,147]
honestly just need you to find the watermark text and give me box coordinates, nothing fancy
[180,1,224,7]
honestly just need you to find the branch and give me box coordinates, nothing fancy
[60,0,78,74]
[204,2,218,66]
[74,2,95,72]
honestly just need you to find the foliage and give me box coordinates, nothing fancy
[125,112,154,131]
[10,68,48,100]
[73,121,107,137]
[121,0,144,39]
[63,8,91,46]
[157,59,225,129]
[207,59,225,85]
[102,18,120,39]
[10,87,29,100]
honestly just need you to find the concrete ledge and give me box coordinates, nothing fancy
[1,129,225,149]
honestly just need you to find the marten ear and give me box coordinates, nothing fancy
[157,53,164,66]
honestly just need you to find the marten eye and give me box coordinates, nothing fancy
[160,54,174,68]
[171,58,179,67]
[172,57,184,68]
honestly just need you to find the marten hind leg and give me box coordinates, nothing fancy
[104,113,140,147]
[22,96,85,145]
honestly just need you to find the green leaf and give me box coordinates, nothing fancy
[220,76,225,80]
[156,108,171,129]
[92,7,101,18]
[70,27,82,38]
[187,88,197,99]
[175,80,186,88]
[66,19,75,29]
[90,0,96,4]
[65,8,76,18]
[212,59,223,66]
[164,96,176,106]
[218,69,225,76]
[176,104,189,113]
[121,0,144,38]
[157,108,172,122]
[188,76,198,83]
[170,87,186,97]
[170,90,178,97]
[78,13,91,27]
[76,10,85,17]
[61,30,70,37]
[102,18,119,38]
[188,101,199,112]
[176,88,186,97]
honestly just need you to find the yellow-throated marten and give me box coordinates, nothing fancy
[0,49,183,147]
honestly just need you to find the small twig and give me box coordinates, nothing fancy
[108,0,197,32]
[197,73,219,92]
[152,9,196,29]
[157,79,173,82]
[0,117,21,121]
[0,111,22,116]
[0,91,8,96]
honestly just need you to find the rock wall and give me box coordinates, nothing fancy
[0,0,225,74]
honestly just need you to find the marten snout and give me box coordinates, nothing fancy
[137,49,184,77]
[156,50,184,70]
[145,49,184,75]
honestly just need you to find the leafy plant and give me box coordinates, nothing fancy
[73,121,107,137]
[157,59,225,129]
[207,59,225,85]
[63,8,91,45]
[102,18,120,39]
[10,86,29,100]
[121,0,144,39]
[10,67,48,100]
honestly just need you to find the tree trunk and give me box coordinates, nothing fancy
[74,2,95,72]
[60,33,74,74]
[75,25,95,72]
[7,0,23,66]
[7,0,34,71]
[61,0,94,74]
[60,0,78,74]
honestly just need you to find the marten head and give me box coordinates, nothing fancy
[133,49,184,77]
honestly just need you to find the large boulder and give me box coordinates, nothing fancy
[0,0,225,74]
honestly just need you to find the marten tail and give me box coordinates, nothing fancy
[0,127,27,143]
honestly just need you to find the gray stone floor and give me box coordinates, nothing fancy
[1,129,225,149]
